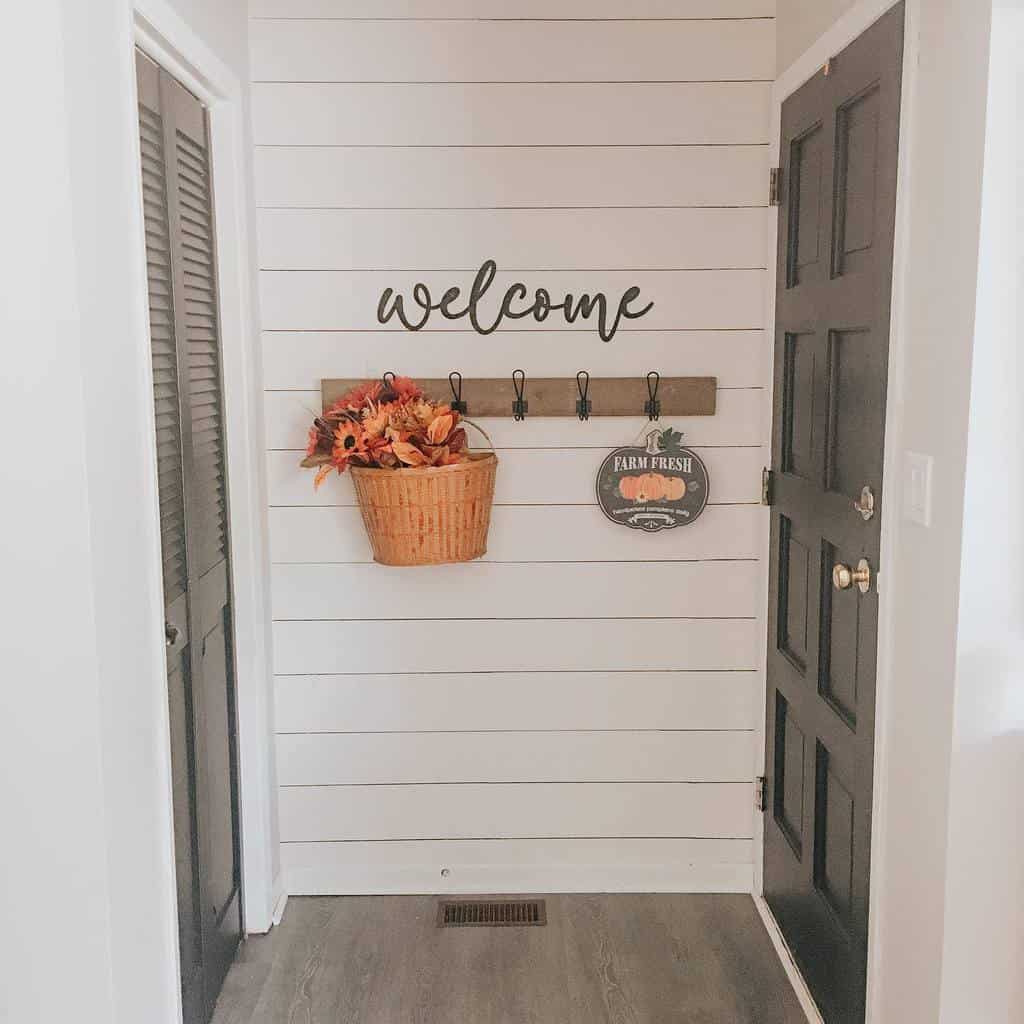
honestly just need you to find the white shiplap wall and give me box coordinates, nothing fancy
[250,0,773,895]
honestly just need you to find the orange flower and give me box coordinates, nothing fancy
[332,380,381,412]
[332,420,367,472]
[305,426,321,457]
[361,400,395,439]
[389,376,422,401]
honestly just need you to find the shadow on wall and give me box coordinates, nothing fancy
[942,644,1024,1022]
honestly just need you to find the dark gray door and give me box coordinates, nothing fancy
[763,7,903,1023]
[136,49,242,1024]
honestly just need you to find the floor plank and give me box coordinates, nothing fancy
[212,894,806,1023]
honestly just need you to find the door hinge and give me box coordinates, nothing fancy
[755,775,767,812]
[769,166,782,207]
[761,467,775,506]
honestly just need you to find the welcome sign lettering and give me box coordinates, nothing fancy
[377,259,654,343]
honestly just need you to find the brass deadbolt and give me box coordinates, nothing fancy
[832,558,872,594]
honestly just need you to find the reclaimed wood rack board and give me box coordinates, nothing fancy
[321,377,717,418]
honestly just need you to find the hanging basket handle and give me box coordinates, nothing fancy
[461,418,496,455]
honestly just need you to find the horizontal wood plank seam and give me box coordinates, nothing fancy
[276,728,756,734]
[256,205,769,211]
[253,79,774,85]
[279,834,754,843]
[272,615,757,622]
[268,559,763,566]
[278,780,753,787]
[273,668,757,677]
[260,266,767,273]
[251,17,776,23]
[254,142,771,150]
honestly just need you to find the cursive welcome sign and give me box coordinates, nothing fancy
[376,259,654,343]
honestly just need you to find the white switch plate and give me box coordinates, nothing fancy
[903,451,933,527]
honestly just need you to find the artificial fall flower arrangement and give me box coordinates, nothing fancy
[300,376,472,489]
[300,376,497,567]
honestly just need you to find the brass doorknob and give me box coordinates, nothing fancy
[832,558,872,594]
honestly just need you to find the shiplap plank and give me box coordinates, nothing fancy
[251,2,776,19]
[269,503,764,562]
[252,83,771,146]
[279,781,753,841]
[277,731,754,785]
[260,331,767,392]
[282,837,753,896]
[274,671,757,733]
[267,445,763,507]
[272,561,760,620]
[254,146,767,209]
[274,618,758,674]
[257,208,768,271]
[259,269,765,331]
[251,20,774,83]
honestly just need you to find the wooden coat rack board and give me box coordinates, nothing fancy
[321,377,717,418]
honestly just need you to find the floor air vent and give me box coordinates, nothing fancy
[436,898,547,928]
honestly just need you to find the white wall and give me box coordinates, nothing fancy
[0,6,118,1022]
[249,0,775,894]
[776,0,860,72]
[939,3,1024,1019]
[867,1,995,1020]
[2,1,272,1022]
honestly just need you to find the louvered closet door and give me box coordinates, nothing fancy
[136,50,242,1024]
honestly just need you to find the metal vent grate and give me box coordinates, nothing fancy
[437,899,547,928]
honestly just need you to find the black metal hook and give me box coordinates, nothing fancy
[448,371,467,414]
[645,371,661,421]
[382,371,396,391]
[576,370,591,421]
[512,369,528,421]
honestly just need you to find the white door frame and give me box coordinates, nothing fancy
[754,1,920,1022]
[132,0,281,937]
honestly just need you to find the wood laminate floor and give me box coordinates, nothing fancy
[211,894,807,1024]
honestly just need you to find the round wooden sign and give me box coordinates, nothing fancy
[595,428,709,532]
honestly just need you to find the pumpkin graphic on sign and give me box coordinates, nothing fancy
[596,428,709,532]
[618,472,687,503]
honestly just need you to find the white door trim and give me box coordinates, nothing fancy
[132,0,281,937]
[759,3,920,1023]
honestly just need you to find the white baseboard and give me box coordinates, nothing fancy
[282,838,753,896]
[753,895,824,1024]
[271,886,289,927]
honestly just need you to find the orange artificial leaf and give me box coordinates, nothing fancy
[426,413,454,445]
[392,440,429,466]
[313,464,333,490]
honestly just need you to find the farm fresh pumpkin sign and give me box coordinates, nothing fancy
[596,428,709,532]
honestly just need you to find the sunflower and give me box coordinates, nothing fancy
[332,420,367,471]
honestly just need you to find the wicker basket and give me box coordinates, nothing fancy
[349,453,498,566]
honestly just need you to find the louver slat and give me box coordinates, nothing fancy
[174,125,228,579]
[138,98,188,607]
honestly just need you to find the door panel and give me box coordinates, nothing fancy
[764,7,903,1023]
[137,49,242,1024]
